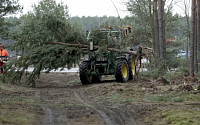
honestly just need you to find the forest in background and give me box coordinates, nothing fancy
[2,15,188,58]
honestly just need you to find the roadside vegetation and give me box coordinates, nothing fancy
[0,81,41,125]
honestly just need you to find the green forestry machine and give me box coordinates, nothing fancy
[79,26,136,85]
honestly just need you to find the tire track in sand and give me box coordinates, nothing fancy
[35,89,54,125]
[35,89,69,125]
[74,90,137,125]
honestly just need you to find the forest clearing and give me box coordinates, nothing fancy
[0,0,200,124]
[1,72,200,125]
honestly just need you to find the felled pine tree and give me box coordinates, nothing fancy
[3,0,86,87]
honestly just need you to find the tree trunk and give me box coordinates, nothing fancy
[194,2,198,73]
[197,0,200,69]
[186,17,190,60]
[158,0,165,61]
[184,0,191,60]
[162,1,166,59]
[148,0,156,68]
[154,0,160,67]
[48,41,144,56]
[190,0,196,77]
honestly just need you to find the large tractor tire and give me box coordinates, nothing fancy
[79,61,93,85]
[115,59,129,82]
[128,55,136,80]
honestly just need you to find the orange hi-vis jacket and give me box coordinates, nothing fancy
[0,49,9,56]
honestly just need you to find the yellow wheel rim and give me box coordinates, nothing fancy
[122,63,128,78]
[131,58,135,75]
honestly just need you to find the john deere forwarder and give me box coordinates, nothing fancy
[79,26,136,85]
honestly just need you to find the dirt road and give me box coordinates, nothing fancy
[1,73,200,125]
[35,73,138,125]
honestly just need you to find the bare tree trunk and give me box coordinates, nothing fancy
[194,27,198,73]
[186,17,190,60]
[194,2,198,73]
[148,0,156,68]
[197,0,200,69]
[154,0,160,67]
[190,0,196,77]
[183,0,191,60]
[162,1,166,60]
[158,0,165,61]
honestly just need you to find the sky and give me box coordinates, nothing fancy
[18,0,188,18]
[19,0,130,17]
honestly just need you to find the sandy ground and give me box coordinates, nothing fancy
[1,72,200,125]
[35,73,138,125]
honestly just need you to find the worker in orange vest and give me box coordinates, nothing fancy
[0,43,9,73]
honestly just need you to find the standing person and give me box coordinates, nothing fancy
[0,43,9,73]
